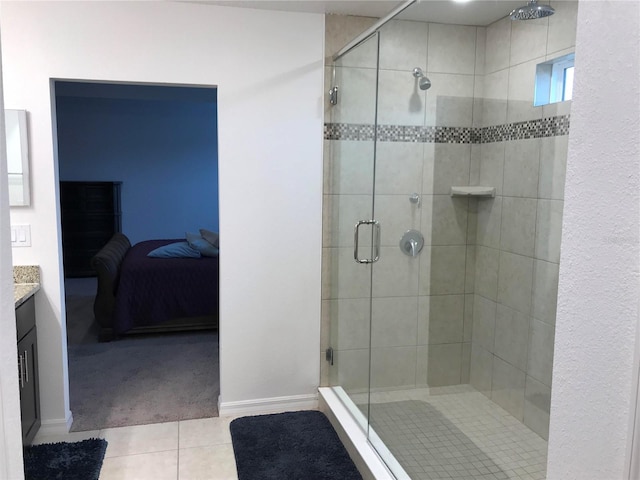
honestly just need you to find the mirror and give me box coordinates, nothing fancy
[5,109,30,206]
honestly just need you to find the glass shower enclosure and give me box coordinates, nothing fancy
[323,0,575,478]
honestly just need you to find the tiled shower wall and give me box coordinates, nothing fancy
[470,1,577,440]
[321,0,577,440]
[322,16,484,393]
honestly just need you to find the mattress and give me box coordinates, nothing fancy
[113,239,219,334]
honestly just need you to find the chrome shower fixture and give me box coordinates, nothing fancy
[412,67,431,91]
[510,0,555,20]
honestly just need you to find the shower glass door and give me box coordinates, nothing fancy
[327,28,413,477]
[327,29,411,478]
[326,32,380,422]
[366,18,430,476]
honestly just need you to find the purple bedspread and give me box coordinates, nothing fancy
[113,239,219,334]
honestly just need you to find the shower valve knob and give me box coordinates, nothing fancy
[400,230,424,258]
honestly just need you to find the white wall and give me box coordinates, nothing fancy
[548,1,640,478]
[0,36,25,480]
[1,0,324,437]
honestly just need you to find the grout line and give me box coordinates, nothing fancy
[176,419,181,477]
[103,448,180,460]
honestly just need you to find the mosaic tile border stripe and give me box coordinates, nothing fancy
[324,115,570,143]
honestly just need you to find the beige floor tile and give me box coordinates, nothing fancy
[179,416,235,449]
[101,421,179,458]
[100,450,178,480]
[178,444,238,480]
[32,429,102,445]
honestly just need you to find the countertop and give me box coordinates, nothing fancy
[13,265,41,308]
[14,283,40,308]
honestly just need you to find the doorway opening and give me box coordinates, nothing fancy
[53,79,220,431]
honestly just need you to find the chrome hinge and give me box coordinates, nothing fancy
[325,347,334,366]
[329,86,339,106]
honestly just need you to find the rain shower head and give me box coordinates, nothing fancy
[510,0,555,20]
[412,67,432,91]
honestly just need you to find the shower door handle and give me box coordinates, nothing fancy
[354,220,380,264]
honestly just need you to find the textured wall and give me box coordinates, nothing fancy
[547,1,640,478]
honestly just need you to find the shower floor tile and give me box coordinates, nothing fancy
[352,385,547,480]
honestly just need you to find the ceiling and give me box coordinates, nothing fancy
[191,0,528,26]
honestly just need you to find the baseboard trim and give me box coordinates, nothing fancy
[219,393,318,417]
[38,410,73,436]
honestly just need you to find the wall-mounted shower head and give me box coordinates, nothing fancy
[419,76,432,91]
[412,67,432,91]
[509,0,555,20]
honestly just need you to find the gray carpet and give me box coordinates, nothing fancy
[65,278,219,432]
[65,278,101,345]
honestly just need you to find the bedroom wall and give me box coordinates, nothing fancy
[1,0,324,436]
[56,85,219,245]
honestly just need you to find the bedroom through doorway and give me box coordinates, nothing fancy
[53,80,220,432]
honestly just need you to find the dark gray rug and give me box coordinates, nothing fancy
[68,332,219,432]
[230,410,362,480]
[24,438,107,480]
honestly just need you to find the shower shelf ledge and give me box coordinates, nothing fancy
[450,186,496,198]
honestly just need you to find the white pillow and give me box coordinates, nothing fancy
[199,228,219,248]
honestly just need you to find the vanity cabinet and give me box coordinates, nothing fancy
[16,296,40,445]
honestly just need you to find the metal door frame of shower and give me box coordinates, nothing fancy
[328,28,382,414]
[327,2,421,478]
[329,0,416,107]
[332,0,417,62]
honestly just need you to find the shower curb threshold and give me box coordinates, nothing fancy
[318,387,410,480]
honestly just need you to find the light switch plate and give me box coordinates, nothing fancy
[11,225,31,247]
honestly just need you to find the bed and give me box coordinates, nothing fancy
[90,232,219,342]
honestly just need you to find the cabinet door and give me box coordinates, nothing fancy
[18,327,40,445]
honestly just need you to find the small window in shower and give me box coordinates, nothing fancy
[534,53,575,106]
